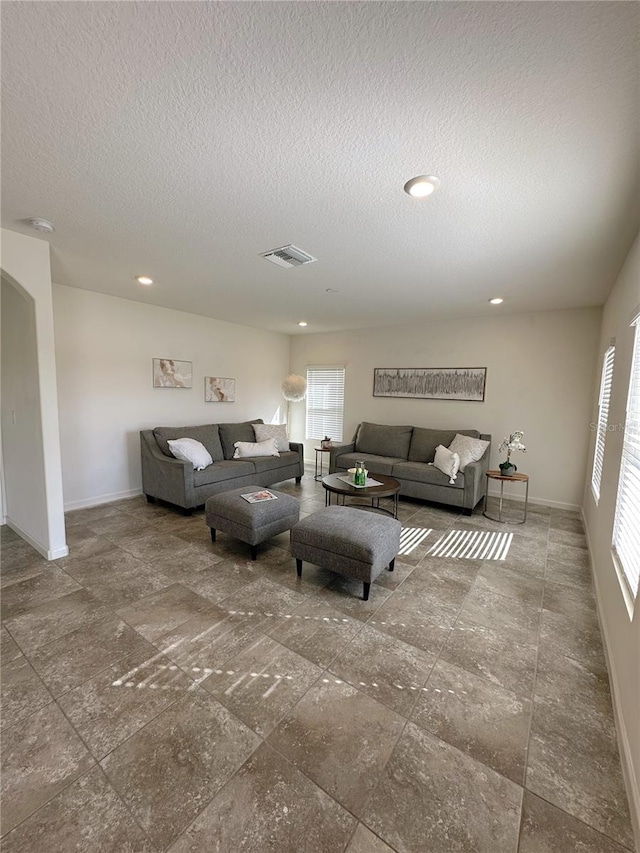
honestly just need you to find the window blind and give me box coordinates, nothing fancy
[613,319,640,599]
[591,346,615,501]
[305,366,345,442]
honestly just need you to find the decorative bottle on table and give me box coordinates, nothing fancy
[354,461,367,486]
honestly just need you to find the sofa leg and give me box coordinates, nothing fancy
[464,508,473,516]
[363,582,371,601]
[251,545,258,561]
[389,558,395,572]
[182,507,193,517]
[210,528,216,543]
[296,559,302,578]
[295,476,302,484]
[145,495,156,504]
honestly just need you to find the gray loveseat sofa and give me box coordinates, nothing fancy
[140,419,304,512]
[329,422,491,514]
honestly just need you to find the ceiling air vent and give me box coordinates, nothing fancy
[260,245,317,269]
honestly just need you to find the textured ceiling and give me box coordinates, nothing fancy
[2,1,639,334]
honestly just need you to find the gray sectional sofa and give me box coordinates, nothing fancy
[140,419,304,512]
[329,422,491,513]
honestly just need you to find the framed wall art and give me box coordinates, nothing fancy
[153,358,193,388]
[373,367,487,402]
[205,376,236,402]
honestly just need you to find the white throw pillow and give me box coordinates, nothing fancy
[448,433,490,472]
[167,438,213,471]
[233,437,280,459]
[432,444,460,484]
[252,423,289,453]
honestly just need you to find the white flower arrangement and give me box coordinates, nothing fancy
[498,430,526,472]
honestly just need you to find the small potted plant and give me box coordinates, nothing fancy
[321,436,332,449]
[498,430,526,476]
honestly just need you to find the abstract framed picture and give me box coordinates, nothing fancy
[205,376,236,402]
[373,367,487,402]
[152,358,193,388]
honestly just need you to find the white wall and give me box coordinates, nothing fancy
[0,229,67,558]
[583,233,640,842]
[53,285,291,508]
[290,307,602,508]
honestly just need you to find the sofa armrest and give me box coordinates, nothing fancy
[462,440,491,511]
[329,442,355,473]
[140,430,194,507]
[288,442,305,477]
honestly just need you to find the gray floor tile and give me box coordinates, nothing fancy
[329,623,436,717]
[346,824,397,853]
[412,659,531,784]
[0,703,94,836]
[518,790,632,853]
[167,743,355,852]
[3,588,111,654]
[29,614,155,697]
[267,599,365,669]
[267,678,405,816]
[102,689,259,848]
[116,583,218,641]
[363,723,522,853]
[0,625,22,665]
[0,655,52,730]
[440,617,538,697]
[472,562,544,607]
[459,584,540,644]
[58,647,192,759]
[0,568,82,620]
[526,695,634,849]
[370,592,458,655]
[201,635,322,736]
[0,766,156,853]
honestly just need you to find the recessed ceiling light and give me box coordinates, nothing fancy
[403,175,440,198]
[489,297,504,305]
[325,288,338,293]
[298,321,308,327]
[136,276,153,286]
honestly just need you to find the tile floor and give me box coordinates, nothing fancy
[0,479,636,852]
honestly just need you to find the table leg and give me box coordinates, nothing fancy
[394,492,398,519]
[499,481,504,522]
[524,479,529,523]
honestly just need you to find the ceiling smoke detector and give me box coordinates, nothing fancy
[260,245,317,269]
[27,217,55,233]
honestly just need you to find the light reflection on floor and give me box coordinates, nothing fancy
[428,529,513,560]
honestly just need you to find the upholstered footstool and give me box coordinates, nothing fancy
[205,487,299,560]
[291,506,401,600]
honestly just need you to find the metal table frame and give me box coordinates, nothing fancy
[483,471,529,524]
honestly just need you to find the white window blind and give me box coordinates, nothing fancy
[306,366,345,442]
[592,345,615,501]
[613,318,640,599]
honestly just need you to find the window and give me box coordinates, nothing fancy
[591,345,615,502]
[305,366,345,442]
[613,315,640,599]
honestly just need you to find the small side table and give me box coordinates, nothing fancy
[314,447,331,481]
[483,470,529,524]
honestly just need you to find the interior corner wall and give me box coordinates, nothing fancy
[289,306,602,509]
[0,228,67,558]
[52,284,291,509]
[582,232,640,843]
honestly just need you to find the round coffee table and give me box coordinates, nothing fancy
[322,473,400,519]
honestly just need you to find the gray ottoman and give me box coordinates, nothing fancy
[205,487,299,560]
[291,506,401,600]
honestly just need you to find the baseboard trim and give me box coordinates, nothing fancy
[64,488,142,512]
[487,488,580,512]
[5,517,69,560]
[581,508,640,847]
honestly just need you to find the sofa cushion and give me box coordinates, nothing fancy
[251,451,300,474]
[392,461,465,489]
[408,428,479,464]
[355,422,413,459]
[335,452,407,477]
[154,424,224,462]
[218,420,264,459]
[194,459,256,487]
